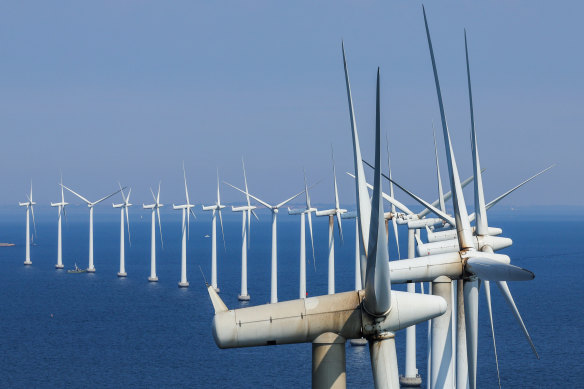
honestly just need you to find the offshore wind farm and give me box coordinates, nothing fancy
[1,2,582,388]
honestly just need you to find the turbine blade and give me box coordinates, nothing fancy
[433,122,446,213]
[342,41,371,284]
[93,187,125,206]
[496,281,540,359]
[423,5,474,249]
[307,211,316,268]
[157,207,163,249]
[484,280,502,389]
[216,168,221,205]
[31,205,37,238]
[336,211,344,245]
[242,157,251,207]
[276,189,305,209]
[466,257,535,281]
[125,206,131,246]
[157,181,161,204]
[150,187,156,203]
[419,171,480,219]
[347,170,414,215]
[218,209,226,252]
[61,184,91,205]
[484,165,555,212]
[303,168,311,209]
[224,182,272,209]
[466,30,489,236]
[183,162,190,205]
[363,68,391,316]
[392,217,400,260]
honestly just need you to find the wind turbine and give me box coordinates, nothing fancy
[386,8,538,388]
[202,169,226,293]
[316,148,346,295]
[19,181,36,266]
[113,185,132,277]
[206,64,447,389]
[230,158,258,301]
[288,170,318,299]
[50,175,68,269]
[143,183,163,282]
[225,175,305,304]
[173,163,196,288]
[62,184,124,272]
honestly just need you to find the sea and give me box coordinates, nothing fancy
[0,206,582,388]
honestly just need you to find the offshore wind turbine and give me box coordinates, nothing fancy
[113,185,132,277]
[202,170,226,293]
[230,158,258,301]
[288,170,318,299]
[50,176,68,269]
[316,149,346,295]
[225,177,304,304]
[18,181,36,266]
[173,163,196,288]
[143,183,163,282]
[62,184,124,272]
[206,64,447,388]
[386,8,537,388]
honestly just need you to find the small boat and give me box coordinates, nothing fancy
[204,234,211,238]
[67,263,87,274]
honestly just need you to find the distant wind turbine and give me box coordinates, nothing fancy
[225,175,305,304]
[173,163,196,288]
[50,175,68,269]
[288,169,319,299]
[143,182,163,282]
[62,184,124,272]
[113,184,132,277]
[202,169,226,293]
[19,181,36,266]
[316,148,346,295]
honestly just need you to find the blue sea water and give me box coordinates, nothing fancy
[0,208,582,388]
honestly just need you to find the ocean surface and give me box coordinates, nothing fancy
[0,208,582,388]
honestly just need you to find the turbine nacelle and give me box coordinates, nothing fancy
[417,235,513,257]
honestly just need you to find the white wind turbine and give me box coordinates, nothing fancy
[206,64,447,388]
[202,169,226,293]
[143,183,163,282]
[113,185,132,277]
[62,184,125,272]
[225,174,304,304]
[288,170,318,299]
[19,181,36,266]
[230,158,258,301]
[316,149,346,295]
[387,9,538,388]
[51,176,68,269]
[173,163,196,288]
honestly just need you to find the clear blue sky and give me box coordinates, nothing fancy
[0,1,579,208]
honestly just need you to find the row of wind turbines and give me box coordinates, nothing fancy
[205,7,554,389]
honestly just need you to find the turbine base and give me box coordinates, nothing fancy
[24,260,32,265]
[117,272,127,277]
[399,374,422,387]
[55,264,64,269]
[350,338,368,346]
[237,294,250,301]
[87,268,96,273]
[178,281,190,288]
[148,277,158,282]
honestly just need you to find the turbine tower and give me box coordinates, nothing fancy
[50,175,68,269]
[173,163,196,288]
[316,150,346,295]
[288,170,318,299]
[18,181,36,266]
[229,158,257,301]
[202,169,226,293]
[113,185,132,277]
[225,176,304,304]
[143,183,163,282]
[62,184,124,272]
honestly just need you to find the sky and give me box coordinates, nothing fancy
[0,1,580,210]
